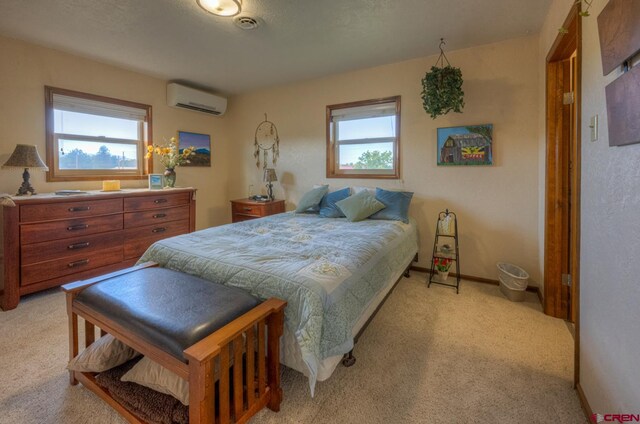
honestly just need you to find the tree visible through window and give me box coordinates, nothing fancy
[326,96,400,179]
[45,86,152,181]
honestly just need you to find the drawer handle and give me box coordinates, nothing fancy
[243,207,253,211]
[68,242,90,250]
[154,199,168,204]
[152,213,167,219]
[68,259,89,268]
[152,227,166,233]
[67,224,89,231]
[68,206,91,212]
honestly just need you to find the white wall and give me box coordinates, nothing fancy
[0,35,232,229]
[577,1,640,412]
[226,36,543,285]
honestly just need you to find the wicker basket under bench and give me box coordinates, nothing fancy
[62,262,286,424]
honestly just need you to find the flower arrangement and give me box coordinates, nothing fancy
[145,137,194,169]
[434,257,453,272]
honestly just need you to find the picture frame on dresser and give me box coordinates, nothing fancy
[148,174,163,189]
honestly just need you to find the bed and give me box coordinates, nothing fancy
[139,212,418,395]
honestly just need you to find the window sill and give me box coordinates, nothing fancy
[46,174,149,183]
[326,172,400,179]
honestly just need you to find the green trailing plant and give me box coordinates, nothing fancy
[421,38,465,119]
[421,65,465,119]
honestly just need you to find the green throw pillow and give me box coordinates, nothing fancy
[295,185,329,213]
[335,190,386,222]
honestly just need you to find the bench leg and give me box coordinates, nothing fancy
[267,308,284,412]
[189,359,215,424]
[66,295,78,385]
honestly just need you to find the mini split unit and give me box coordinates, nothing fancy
[166,83,227,116]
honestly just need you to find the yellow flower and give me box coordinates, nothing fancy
[155,147,162,155]
[163,147,171,155]
[147,145,154,153]
[144,153,151,159]
[183,148,191,156]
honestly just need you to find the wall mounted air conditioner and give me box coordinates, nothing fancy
[167,83,227,116]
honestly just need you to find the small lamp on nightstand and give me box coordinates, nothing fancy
[263,168,277,201]
[2,144,49,196]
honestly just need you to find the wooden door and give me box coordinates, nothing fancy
[544,5,581,323]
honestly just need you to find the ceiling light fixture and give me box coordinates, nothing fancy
[197,0,241,17]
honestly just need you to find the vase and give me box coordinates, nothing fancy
[164,168,176,188]
[437,270,450,281]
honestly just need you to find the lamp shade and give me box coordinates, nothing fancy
[2,144,48,170]
[197,0,241,16]
[263,168,277,183]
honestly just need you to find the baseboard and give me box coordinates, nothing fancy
[410,265,543,304]
[576,383,594,422]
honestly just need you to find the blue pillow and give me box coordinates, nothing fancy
[369,188,413,223]
[295,185,329,213]
[319,188,350,218]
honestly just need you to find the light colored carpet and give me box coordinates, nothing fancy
[0,273,587,424]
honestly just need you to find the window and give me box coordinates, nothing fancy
[326,96,400,179]
[45,86,152,181]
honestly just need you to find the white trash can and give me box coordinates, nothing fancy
[497,262,529,302]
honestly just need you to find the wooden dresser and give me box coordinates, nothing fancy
[230,198,285,223]
[0,188,196,310]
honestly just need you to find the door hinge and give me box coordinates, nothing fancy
[563,92,575,105]
[562,273,572,287]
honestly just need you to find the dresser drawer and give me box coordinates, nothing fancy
[21,246,124,286]
[232,202,267,217]
[124,193,190,212]
[20,198,122,223]
[123,219,190,259]
[124,205,190,229]
[21,214,124,244]
[21,231,124,266]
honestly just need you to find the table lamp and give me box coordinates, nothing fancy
[2,144,49,196]
[263,168,277,201]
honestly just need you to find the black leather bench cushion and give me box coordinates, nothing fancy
[75,267,260,362]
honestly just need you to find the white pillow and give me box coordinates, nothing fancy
[67,334,140,373]
[121,356,190,406]
[351,186,375,195]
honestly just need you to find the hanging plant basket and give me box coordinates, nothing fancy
[421,39,465,119]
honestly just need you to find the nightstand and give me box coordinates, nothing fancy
[230,198,285,223]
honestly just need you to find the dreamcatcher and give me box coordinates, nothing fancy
[253,113,280,169]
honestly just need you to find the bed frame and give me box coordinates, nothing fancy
[341,252,418,367]
[62,262,287,424]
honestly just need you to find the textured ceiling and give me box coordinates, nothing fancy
[0,0,552,95]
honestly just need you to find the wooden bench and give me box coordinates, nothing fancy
[62,262,286,424]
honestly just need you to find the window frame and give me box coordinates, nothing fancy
[44,86,153,182]
[326,96,401,179]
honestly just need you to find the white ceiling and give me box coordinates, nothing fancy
[0,0,552,95]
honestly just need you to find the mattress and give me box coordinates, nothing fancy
[139,212,418,394]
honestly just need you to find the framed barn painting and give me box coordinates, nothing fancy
[437,124,493,166]
[178,131,211,166]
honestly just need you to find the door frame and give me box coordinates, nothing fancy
[544,3,582,386]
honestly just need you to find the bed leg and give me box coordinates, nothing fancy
[404,253,418,278]
[342,350,356,367]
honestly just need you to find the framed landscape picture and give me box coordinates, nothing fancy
[178,131,211,166]
[437,124,493,166]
